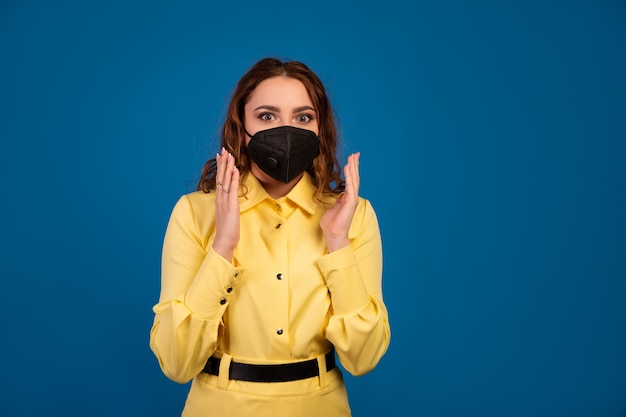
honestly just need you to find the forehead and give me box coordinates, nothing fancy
[247,76,313,108]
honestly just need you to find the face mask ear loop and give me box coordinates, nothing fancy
[243,127,254,139]
[241,127,254,153]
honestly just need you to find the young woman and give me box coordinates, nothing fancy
[150,57,390,417]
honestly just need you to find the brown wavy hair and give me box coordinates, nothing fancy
[197,57,345,204]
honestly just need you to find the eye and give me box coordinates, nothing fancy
[296,113,314,123]
[258,112,275,121]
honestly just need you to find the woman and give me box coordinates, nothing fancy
[150,57,390,416]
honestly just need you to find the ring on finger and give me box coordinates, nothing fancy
[223,188,229,194]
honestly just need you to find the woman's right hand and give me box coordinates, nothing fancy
[212,147,240,261]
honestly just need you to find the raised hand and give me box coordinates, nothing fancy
[320,152,361,253]
[212,147,240,261]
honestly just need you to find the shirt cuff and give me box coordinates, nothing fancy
[317,245,370,315]
[184,247,243,319]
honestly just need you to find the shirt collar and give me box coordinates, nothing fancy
[238,171,319,215]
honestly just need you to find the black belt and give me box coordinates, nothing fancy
[202,349,336,383]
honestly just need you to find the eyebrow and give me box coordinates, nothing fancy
[253,105,316,113]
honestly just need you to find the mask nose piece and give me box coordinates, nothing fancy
[266,155,278,169]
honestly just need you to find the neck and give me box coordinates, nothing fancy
[264,181,299,199]
[251,165,302,198]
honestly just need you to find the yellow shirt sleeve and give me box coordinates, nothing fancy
[317,199,390,376]
[149,194,243,383]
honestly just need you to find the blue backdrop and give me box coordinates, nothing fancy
[1,1,625,416]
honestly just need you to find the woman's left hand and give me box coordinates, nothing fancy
[320,152,360,253]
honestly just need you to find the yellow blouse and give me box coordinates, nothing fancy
[150,172,390,384]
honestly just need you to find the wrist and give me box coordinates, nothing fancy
[212,241,236,262]
[326,238,350,253]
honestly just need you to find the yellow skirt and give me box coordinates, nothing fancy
[181,353,351,417]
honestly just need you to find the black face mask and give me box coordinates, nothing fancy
[246,126,320,183]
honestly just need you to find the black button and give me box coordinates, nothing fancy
[226,287,233,293]
[276,273,283,280]
[276,328,283,335]
[220,298,226,305]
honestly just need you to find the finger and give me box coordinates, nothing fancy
[351,152,360,191]
[228,166,240,202]
[215,147,228,193]
[347,153,359,180]
[344,162,352,192]
[345,153,360,197]
[221,152,235,194]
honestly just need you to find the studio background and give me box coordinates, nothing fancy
[1,1,625,416]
